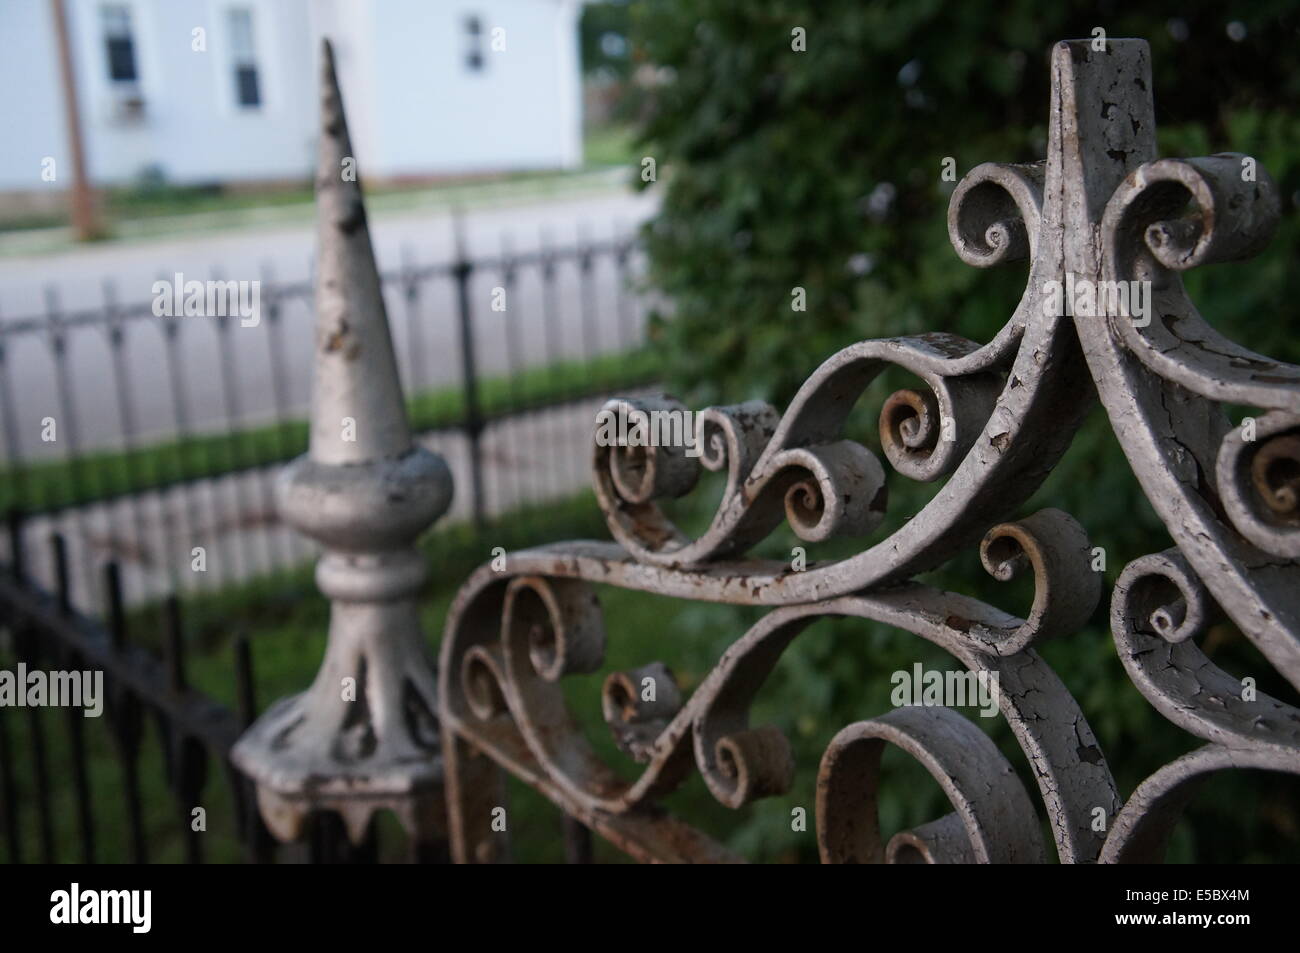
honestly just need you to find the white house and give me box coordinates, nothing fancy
[0,0,583,198]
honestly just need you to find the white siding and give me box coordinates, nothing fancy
[0,0,582,192]
[65,0,317,185]
[364,0,583,176]
[0,1,71,191]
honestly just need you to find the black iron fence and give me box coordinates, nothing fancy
[0,232,654,615]
[0,520,265,863]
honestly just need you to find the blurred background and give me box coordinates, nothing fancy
[1,0,1297,863]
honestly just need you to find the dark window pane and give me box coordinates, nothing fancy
[235,65,261,106]
[464,13,485,73]
[106,37,137,81]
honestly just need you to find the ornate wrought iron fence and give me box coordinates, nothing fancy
[3,35,1297,866]
[437,38,1300,863]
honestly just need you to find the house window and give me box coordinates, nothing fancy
[228,8,261,108]
[464,15,485,72]
[101,4,138,82]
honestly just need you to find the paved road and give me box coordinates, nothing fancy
[0,187,658,462]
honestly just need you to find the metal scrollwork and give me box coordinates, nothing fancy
[438,39,1300,863]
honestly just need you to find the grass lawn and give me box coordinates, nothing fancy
[0,163,631,238]
[583,124,638,168]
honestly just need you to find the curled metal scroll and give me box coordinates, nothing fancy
[441,510,1118,863]
[1100,550,1300,861]
[816,706,1046,864]
[438,38,1299,863]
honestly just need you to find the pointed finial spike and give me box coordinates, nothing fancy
[309,36,411,465]
[234,35,452,850]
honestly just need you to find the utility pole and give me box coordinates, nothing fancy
[50,0,102,241]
